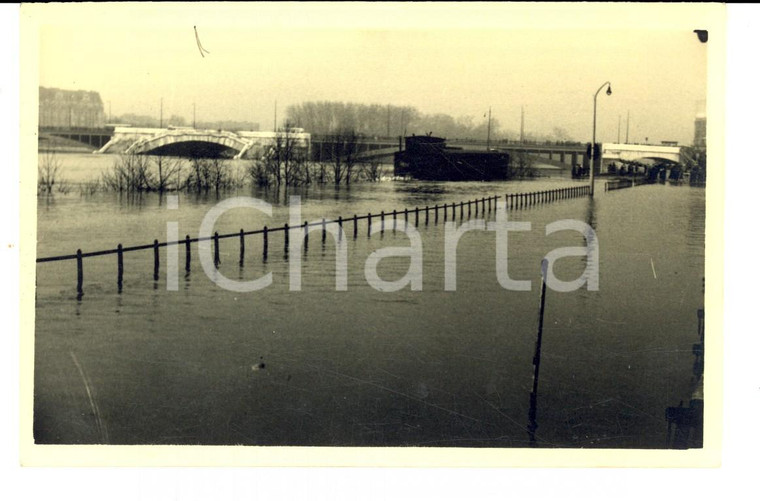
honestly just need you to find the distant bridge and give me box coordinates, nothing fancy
[97,127,310,160]
[601,143,682,166]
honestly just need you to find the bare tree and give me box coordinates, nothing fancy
[329,129,359,185]
[38,151,63,195]
[102,153,153,192]
[151,155,182,192]
[508,151,538,179]
[359,160,382,182]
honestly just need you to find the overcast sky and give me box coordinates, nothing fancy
[27,3,715,145]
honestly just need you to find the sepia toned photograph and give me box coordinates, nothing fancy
[20,2,724,466]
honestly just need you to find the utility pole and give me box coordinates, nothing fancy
[486,106,492,150]
[387,104,391,138]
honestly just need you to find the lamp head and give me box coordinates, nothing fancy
[606,85,612,96]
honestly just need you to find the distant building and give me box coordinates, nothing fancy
[693,113,706,149]
[661,140,679,147]
[39,86,105,128]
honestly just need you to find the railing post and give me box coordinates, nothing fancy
[460,201,464,220]
[338,216,343,241]
[263,226,268,261]
[443,203,448,222]
[322,218,327,243]
[435,205,439,224]
[213,233,219,268]
[304,221,309,250]
[381,211,385,233]
[154,239,160,279]
[353,214,358,239]
[117,244,123,291]
[239,229,245,266]
[284,223,290,255]
[185,235,191,272]
[392,210,397,231]
[367,213,372,237]
[415,207,419,226]
[76,249,83,297]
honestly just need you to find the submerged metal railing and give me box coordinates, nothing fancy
[36,184,592,297]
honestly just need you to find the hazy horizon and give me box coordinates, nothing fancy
[30,3,709,144]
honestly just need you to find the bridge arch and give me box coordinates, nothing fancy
[125,131,248,158]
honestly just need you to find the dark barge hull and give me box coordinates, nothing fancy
[393,136,510,181]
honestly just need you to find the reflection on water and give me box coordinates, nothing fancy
[34,160,705,447]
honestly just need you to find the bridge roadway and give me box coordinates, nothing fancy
[40,127,682,168]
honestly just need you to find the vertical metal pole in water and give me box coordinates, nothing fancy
[425,206,429,226]
[435,205,439,224]
[392,210,397,231]
[488,196,492,212]
[76,249,83,298]
[528,259,549,447]
[263,226,268,261]
[304,222,309,251]
[322,218,327,243]
[284,224,290,256]
[468,200,472,218]
[213,233,219,268]
[338,216,343,241]
[404,208,408,227]
[415,207,419,226]
[117,244,123,292]
[367,213,372,237]
[353,215,358,239]
[153,239,160,280]
[443,204,448,223]
[239,229,245,267]
[185,235,191,273]
[380,211,385,233]
[460,201,464,220]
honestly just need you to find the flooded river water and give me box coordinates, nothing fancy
[33,153,705,448]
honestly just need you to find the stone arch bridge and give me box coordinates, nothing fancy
[97,127,310,160]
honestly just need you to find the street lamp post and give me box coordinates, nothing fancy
[591,81,612,197]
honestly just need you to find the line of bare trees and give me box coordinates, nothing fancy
[247,126,382,187]
[99,155,244,194]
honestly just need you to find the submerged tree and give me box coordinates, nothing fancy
[508,151,539,179]
[328,129,359,185]
[37,151,63,195]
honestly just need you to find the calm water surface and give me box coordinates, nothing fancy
[34,154,705,447]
